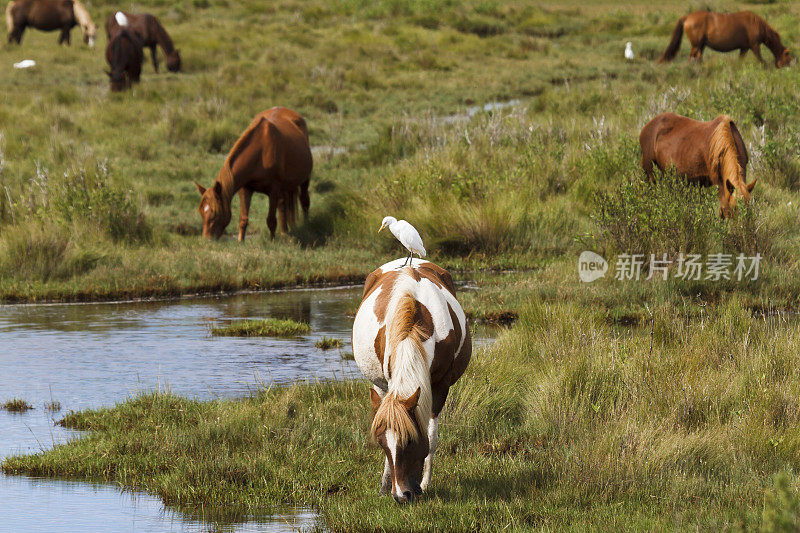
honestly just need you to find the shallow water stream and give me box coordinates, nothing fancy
[0,285,494,532]
[0,287,366,532]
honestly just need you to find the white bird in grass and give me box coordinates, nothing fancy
[625,42,634,60]
[378,216,426,267]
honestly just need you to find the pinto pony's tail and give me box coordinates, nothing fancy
[658,16,686,63]
[6,1,15,35]
[709,117,755,203]
[369,273,433,447]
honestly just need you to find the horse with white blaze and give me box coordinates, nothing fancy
[352,258,471,503]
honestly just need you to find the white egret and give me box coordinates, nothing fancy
[13,59,36,69]
[378,216,426,267]
[115,11,129,27]
[625,42,634,60]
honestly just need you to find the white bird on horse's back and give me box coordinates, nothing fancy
[115,11,128,27]
[378,216,426,267]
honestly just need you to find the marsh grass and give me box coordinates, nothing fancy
[314,337,343,350]
[2,0,800,305]
[210,318,311,337]
[7,302,800,529]
[2,399,34,413]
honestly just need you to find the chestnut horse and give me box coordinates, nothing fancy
[640,113,756,218]
[353,259,471,502]
[195,107,312,241]
[105,11,180,73]
[6,0,96,46]
[658,11,791,67]
[105,28,142,92]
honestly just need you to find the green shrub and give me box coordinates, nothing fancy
[591,171,722,257]
[762,472,800,533]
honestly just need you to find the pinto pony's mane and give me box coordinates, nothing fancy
[709,116,749,201]
[370,269,433,447]
[72,0,96,40]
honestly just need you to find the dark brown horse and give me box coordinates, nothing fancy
[639,113,756,218]
[659,11,791,67]
[195,107,313,241]
[6,0,96,46]
[105,11,180,73]
[105,28,142,92]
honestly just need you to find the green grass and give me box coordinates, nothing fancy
[3,0,800,306]
[314,337,344,350]
[6,0,800,529]
[2,399,34,413]
[210,318,310,337]
[7,301,800,530]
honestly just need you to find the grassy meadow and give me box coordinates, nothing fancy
[5,0,800,529]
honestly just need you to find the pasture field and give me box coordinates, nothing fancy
[5,0,800,530]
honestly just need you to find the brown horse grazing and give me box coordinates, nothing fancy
[105,28,142,92]
[6,0,96,46]
[640,113,756,218]
[659,11,791,67]
[105,12,180,73]
[195,107,313,241]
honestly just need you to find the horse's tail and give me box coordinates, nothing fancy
[658,15,686,63]
[709,117,753,202]
[6,1,15,34]
[280,186,299,228]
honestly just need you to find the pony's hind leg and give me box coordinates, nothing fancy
[689,45,703,62]
[266,194,278,239]
[58,27,70,45]
[299,180,310,217]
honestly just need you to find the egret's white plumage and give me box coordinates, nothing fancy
[115,11,129,27]
[13,59,36,69]
[378,216,426,266]
[624,42,634,60]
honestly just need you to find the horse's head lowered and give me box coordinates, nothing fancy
[776,48,792,68]
[370,388,428,503]
[195,181,231,239]
[166,50,182,72]
[722,178,757,218]
[106,68,129,92]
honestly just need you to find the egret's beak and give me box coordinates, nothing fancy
[378,223,387,233]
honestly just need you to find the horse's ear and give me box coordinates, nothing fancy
[747,179,757,193]
[194,181,206,195]
[370,388,382,411]
[401,388,421,413]
[212,181,223,197]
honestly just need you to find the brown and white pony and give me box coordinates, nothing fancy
[639,113,756,218]
[658,11,791,67]
[195,107,313,241]
[6,0,95,46]
[105,11,180,73]
[353,259,471,503]
[105,28,142,92]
